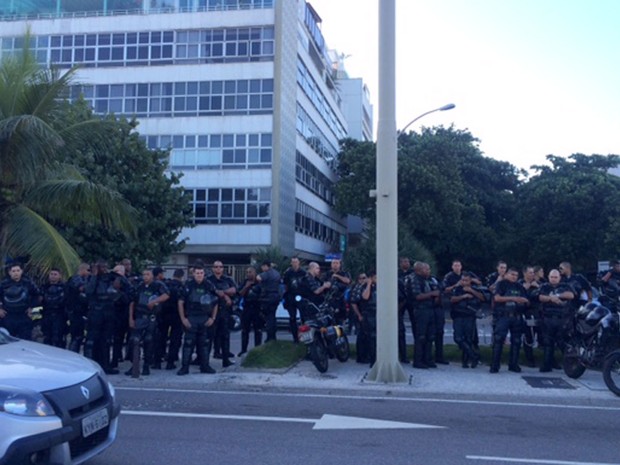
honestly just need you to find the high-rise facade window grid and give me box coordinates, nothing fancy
[296,103,338,167]
[0,27,274,67]
[295,151,335,206]
[145,133,273,170]
[189,187,271,225]
[295,199,344,247]
[70,79,274,117]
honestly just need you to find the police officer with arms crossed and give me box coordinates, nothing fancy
[66,263,90,353]
[537,269,575,372]
[256,261,281,342]
[208,260,237,367]
[177,264,219,375]
[0,263,39,340]
[282,257,307,342]
[450,272,486,368]
[40,267,67,348]
[127,269,169,376]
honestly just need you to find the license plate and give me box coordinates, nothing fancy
[82,408,109,438]
[299,330,313,343]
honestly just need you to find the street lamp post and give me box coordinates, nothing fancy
[367,0,455,383]
[400,103,456,134]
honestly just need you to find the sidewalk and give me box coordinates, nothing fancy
[111,356,618,405]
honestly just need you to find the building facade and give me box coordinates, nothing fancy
[0,0,371,266]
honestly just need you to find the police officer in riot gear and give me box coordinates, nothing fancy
[177,264,219,375]
[256,261,281,342]
[360,270,378,366]
[237,266,264,356]
[40,268,67,348]
[208,260,237,367]
[84,260,122,374]
[127,269,169,376]
[491,267,529,373]
[323,259,351,326]
[450,272,486,368]
[538,269,575,372]
[160,268,185,370]
[282,257,306,342]
[407,262,440,369]
[66,263,90,353]
[0,263,39,340]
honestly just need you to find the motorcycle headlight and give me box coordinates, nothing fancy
[0,387,55,417]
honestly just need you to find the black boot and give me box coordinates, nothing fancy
[200,341,216,373]
[461,351,469,368]
[177,345,192,376]
[435,337,448,364]
[239,331,249,357]
[540,346,553,372]
[425,341,437,368]
[413,338,428,369]
[399,333,409,363]
[524,343,536,368]
[255,330,263,348]
[490,343,502,373]
[508,344,522,373]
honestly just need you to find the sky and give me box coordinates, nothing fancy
[308,0,620,171]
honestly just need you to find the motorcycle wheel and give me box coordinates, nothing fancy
[602,350,620,397]
[228,310,242,332]
[335,335,350,363]
[310,340,329,373]
[562,355,586,379]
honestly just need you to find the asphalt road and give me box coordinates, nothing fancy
[91,387,620,465]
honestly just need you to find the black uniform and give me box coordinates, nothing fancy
[538,282,575,372]
[562,273,591,308]
[66,273,89,352]
[258,267,281,342]
[406,273,437,368]
[84,272,122,373]
[349,282,369,363]
[282,266,306,342]
[40,280,67,348]
[208,273,237,365]
[324,269,351,325]
[491,280,528,372]
[157,278,184,369]
[451,285,486,367]
[237,278,264,354]
[520,278,542,367]
[111,273,134,367]
[178,279,219,374]
[0,276,38,340]
[358,282,377,366]
[397,275,410,362]
[129,280,169,375]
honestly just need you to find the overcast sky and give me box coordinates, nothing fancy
[309,0,620,171]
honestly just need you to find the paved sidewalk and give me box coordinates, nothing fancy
[111,356,619,405]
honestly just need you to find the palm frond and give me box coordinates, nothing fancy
[23,178,138,235]
[2,204,81,276]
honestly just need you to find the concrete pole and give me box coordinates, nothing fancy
[366,0,407,383]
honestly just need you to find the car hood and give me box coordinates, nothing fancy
[0,339,101,392]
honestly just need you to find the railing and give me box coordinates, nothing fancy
[0,0,274,22]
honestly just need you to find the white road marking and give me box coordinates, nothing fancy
[466,456,620,465]
[121,410,444,430]
[116,386,620,412]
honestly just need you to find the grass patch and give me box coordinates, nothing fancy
[241,340,307,369]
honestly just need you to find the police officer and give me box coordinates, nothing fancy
[407,261,439,369]
[237,266,264,355]
[486,260,508,293]
[491,267,529,373]
[398,257,414,363]
[298,262,331,310]
[66,263,90,353]
[282,257,307,342]
[256,261,281,342]
[323,259,351,326]
[537,269,575,372]
[127,269,169,376]
[559,261,592,308]
[159,268,185,370]
[110,264,133,369]
[40,268,67,348]
[84,260,122,374]
[349,273,368,363]
[450,272,486,368]
[0,263,39,340]
[208,260,237,367]
[177,264,218,375]
[520,266,542,367]
[359,270,378,366]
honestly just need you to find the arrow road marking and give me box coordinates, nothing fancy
[121,410,444,430]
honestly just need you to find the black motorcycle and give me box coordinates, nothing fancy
[562,300,620,380]
[295,295,349,373]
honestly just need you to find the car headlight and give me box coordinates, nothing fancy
[0,387,55,417]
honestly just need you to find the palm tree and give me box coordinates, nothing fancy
[0,43,136,276]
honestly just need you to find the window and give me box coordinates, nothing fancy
[189,187,271,224]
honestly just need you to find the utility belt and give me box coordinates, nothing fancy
[135,312,157,322]
[542,311,570,320]
[495,310,523,318]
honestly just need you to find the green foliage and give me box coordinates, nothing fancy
[508,154,620,272]
[0,43,136,276]
[252,245,288,273]
[336,127,522,275]
[52,100,192,266]
[241,340,307,368]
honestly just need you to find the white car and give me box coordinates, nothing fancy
[0,328,120,465]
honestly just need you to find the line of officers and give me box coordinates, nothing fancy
[0,258,283,377]
[397,257,603,373]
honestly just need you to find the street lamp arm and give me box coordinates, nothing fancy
[399,103,455,134]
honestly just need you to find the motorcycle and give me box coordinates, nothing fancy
[295,294,350,373]
[562,300,620,381]
[603,349,620,396]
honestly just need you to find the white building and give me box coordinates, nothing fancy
[0,0,372,266]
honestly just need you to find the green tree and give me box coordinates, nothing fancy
[0,47,135,276]
[335,127,521,275]
[508,154,620,272]
[52,101,192,266]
